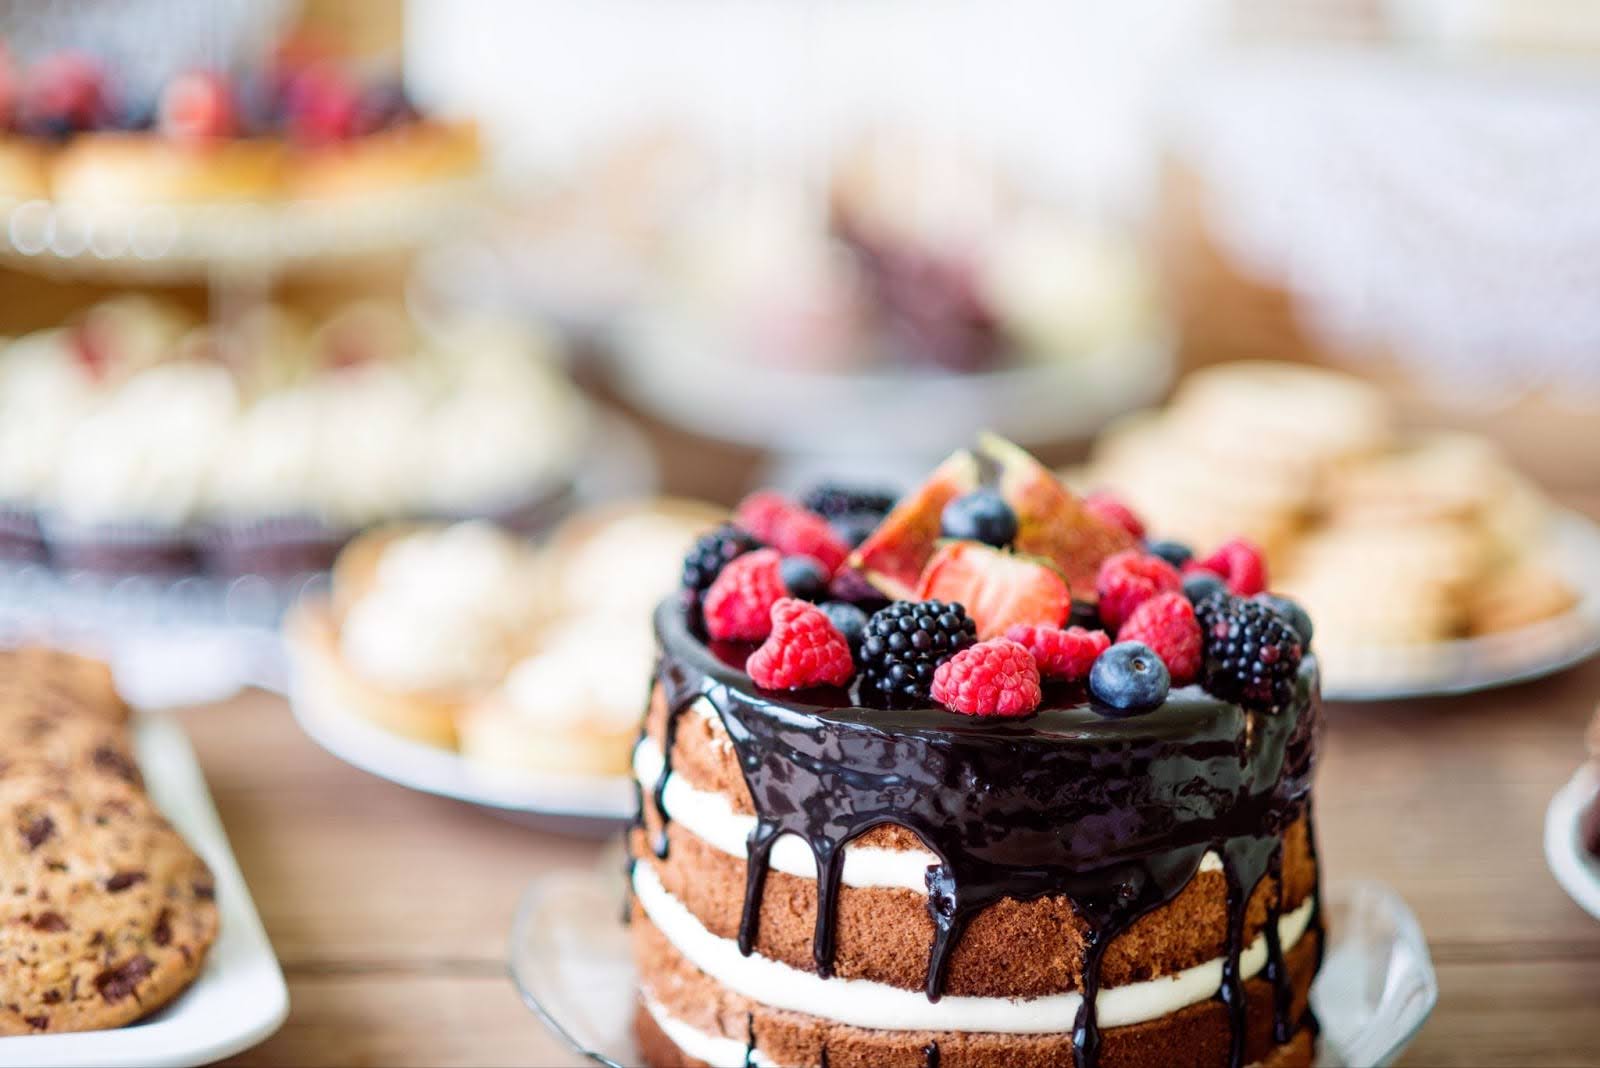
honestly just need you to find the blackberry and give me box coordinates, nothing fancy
[682,524,762,593]
[1196,596,1304,711]
[802,483,898,521]
[859,600,976,707]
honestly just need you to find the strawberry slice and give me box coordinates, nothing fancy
[915,542,1070,640]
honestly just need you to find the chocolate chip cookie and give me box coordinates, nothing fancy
[0,648,219,1034]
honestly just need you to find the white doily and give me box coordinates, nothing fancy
[1172,50,1600,404]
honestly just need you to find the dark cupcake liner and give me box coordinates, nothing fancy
[197,513,353,579]
[0,500,46,563]
[37,512,198,576]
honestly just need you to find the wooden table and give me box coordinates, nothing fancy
[191,499,1600,1068]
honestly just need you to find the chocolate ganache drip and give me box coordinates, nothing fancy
[642,600,1322,1068]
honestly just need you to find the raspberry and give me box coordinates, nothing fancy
[1117,592,1202,685]
[747,599,855,690]
[1084,491,1145,541]
[1196,595,1304,710]
[1191,537,1268,597]
[1003,624,1109,682]
[859,600,976,707]
[703,548,787,641]
[1095,550,1182,631]
[735,491,850,574]
[682,523,762,593]
[931,638,1042,717]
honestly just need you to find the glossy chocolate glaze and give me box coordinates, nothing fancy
[639,597,1322,1068]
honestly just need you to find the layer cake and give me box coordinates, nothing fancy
[628,440,1323,1068]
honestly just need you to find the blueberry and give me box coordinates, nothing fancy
[830,511,880,548]
[1183,571,1227,606]
[940,490,1017,548]
[1089,641,1170,713]
[780,556,830,601]
[1146,539,1193,570]
[1068,600,1102,630]
[820,601,868,653]
[1254,593,1313,647]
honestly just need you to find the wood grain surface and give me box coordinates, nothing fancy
[188,497,1600,1067]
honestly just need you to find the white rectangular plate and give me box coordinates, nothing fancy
[0,715,289,1067]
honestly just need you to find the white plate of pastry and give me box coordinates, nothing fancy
[283,500,726,829]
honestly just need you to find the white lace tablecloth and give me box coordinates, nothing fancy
[1171,49,1600,404]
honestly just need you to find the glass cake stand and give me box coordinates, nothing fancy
[508,864,1437,1068]
[0,179,492,283]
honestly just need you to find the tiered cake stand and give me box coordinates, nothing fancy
[0,185,655,708]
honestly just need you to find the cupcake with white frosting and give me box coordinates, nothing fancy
[43,360,238,573]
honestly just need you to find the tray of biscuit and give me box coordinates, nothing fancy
[0,49,486,281]
[1079,362,1600,701]
[0,646,284,1066]
[284,499,726,830]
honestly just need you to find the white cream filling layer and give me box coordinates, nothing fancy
[634,860,1314,1034]
[641,995,776,1068]
[635,736,1222,891]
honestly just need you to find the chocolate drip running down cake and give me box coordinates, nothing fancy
[628,438,1323,1068]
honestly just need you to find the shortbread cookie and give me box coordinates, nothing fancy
[1470,562,1580,635]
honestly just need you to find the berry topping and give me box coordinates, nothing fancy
[1117,592,1202,686]
[1095,550,1182,632]
[1003,623,1109,682]
[20,52,109,137]
[779,556,830,602]
[1068,600,1103,630]
[983,434,1138,595]
[1196,596,1305,711]
[819,601,869,654]
[683,523,762,594]
[1254,593,1314,647]
[852,450,979,599]
[1147,539,1194,570]
[915,542,1071,640]
[1089,641,1171,713]
[284,64,359,145]
[735,491,850,574]
[827,567,889,608]
[931,639,1042,717]
[830,511,881,549]
[703,548,787,642]
[802,483,898,522]
[158,71,236,141]
[1182,571,1227,606]
[851,436,1136,602]
[746,599,855,690]
[941,489,1018,548]
[1084,492,1145,541]
[859,600,976,707]
[1192,537,1268,597]
[353,80,417,136]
